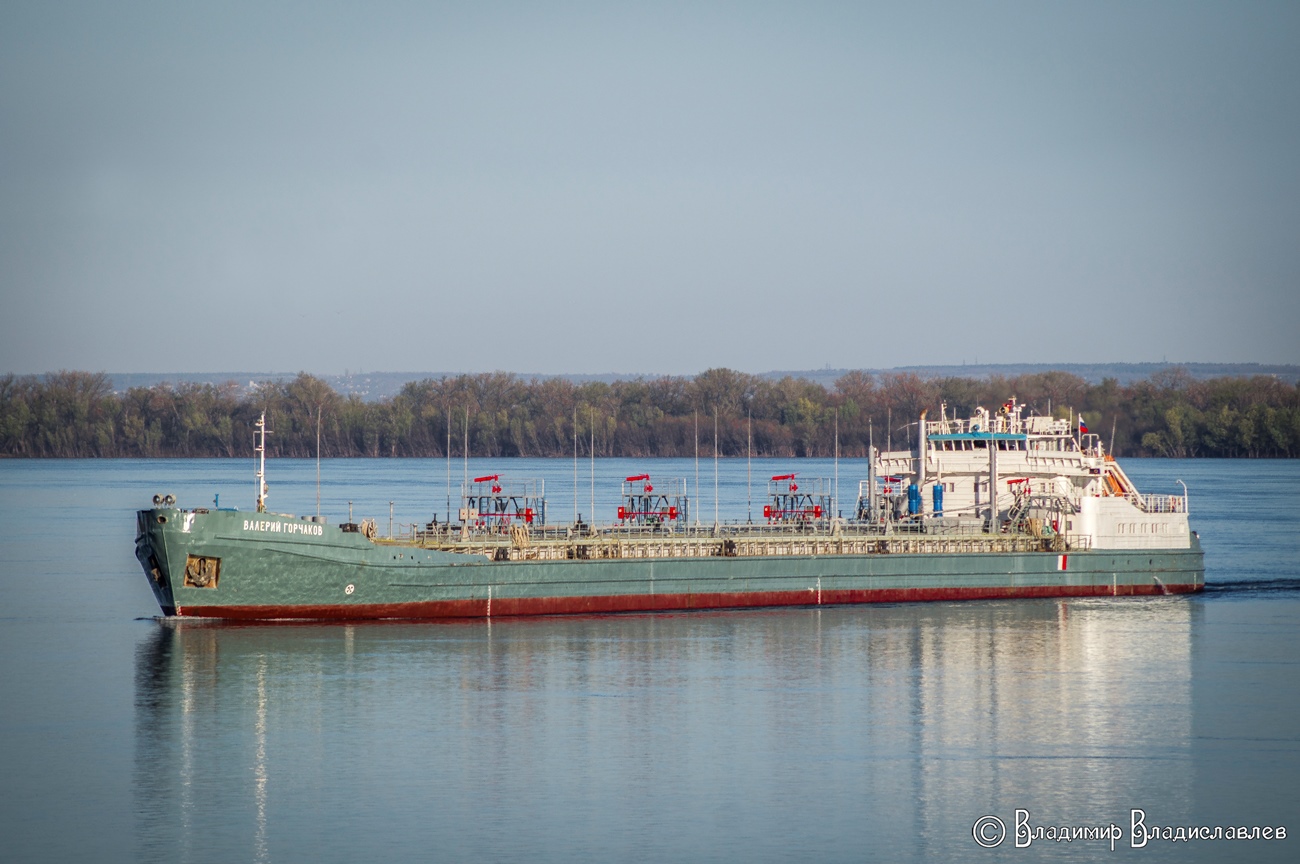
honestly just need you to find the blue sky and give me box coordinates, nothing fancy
[2,1,1297,375]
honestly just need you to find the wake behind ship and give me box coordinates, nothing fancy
[135,403,1204,620]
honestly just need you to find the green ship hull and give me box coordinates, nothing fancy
[135,508,1205,621]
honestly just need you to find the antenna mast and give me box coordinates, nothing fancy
[834,408,839,519]
[577,402,582,519]
[590,406,595,524]
[747,410,752,523]
[315,406,321,517]
[254,411,270,513]
[446,407,451,522]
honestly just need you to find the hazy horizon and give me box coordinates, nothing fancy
[18,360,1300,380]
[3,2,1298,375]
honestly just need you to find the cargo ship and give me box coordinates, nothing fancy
[134,402,1204,620]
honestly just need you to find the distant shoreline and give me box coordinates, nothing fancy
[4,368,1297,460]
[3,454,1296,461]
[84,362,1300,403]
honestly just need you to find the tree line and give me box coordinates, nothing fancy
[2,368,1298,459]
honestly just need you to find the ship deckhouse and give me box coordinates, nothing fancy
[867,400,1192,551]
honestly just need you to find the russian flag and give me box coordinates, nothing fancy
[1078,416,1089,435]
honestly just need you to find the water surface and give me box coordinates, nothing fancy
[1,458,1296,862]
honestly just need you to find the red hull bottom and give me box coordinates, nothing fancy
[174,582,1203,621]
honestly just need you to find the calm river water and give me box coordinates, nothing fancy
[1,457,1297,862]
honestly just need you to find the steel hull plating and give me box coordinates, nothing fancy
[136,509,1205,621]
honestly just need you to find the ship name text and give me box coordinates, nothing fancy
[243,519,324,536]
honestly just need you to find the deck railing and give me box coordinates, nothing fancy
[1134,493,1187,514]
[402,516,1093,549]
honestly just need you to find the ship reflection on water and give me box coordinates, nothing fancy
[133,599,1197,862]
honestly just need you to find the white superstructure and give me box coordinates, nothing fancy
[860,400,1191,550]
